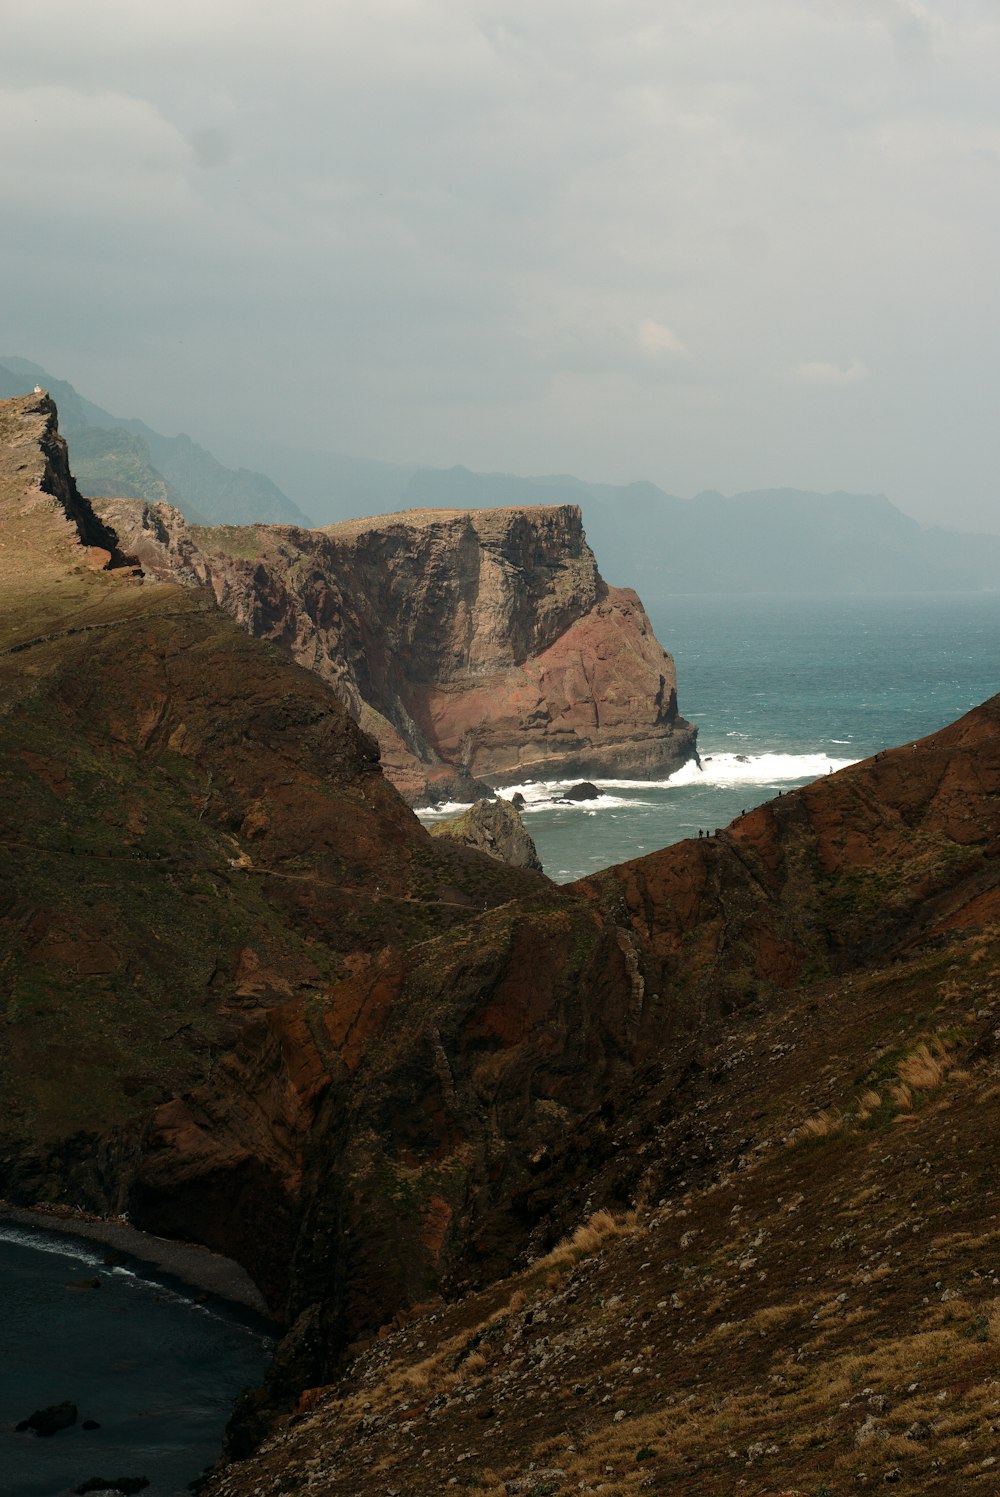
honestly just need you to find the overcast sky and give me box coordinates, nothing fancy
[4,0,1000,530]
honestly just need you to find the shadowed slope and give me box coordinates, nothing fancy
[7,395,1000,1496]
[0,395,547,1302]
[197,694,1000,1479]
[576,698,1000,1004]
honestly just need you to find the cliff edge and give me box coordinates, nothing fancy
[94,499,698,802]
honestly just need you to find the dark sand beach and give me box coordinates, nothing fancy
[0,1202,273,1319]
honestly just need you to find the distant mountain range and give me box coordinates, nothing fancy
[0,357,312,528]
[4,357,998,594]
[399,466,1000,598]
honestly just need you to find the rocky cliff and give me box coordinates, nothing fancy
[193,691,1000,1494]
[93,499,697,802]
[0,394,547,1303]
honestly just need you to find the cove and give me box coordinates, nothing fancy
[0,1221,273,1497]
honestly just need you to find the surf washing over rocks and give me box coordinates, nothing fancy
[420,591,1000,882]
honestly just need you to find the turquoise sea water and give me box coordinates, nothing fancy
[421,593,1000,882]
[0,1224,272,1497]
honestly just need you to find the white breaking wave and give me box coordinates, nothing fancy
[415,801,474,819]
[0,1223,104,1267]
[414,749,860,815]
[499,792,655,815]
[418,793,655,818]
[666,750,859,787]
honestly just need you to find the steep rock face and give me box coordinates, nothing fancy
[134,893,682,1395]
[93,499,697,802]
[203,705,1000,1497]
[0,393,121,596]
[206,915,1000,1497]
[576,694,1000,1002]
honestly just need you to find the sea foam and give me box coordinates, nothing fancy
[415,750,861,815]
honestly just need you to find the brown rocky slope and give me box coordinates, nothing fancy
[7,394,1000,1496]
[0,393,548,1304]
[201,697,1000,1495]
[92,498,698,802]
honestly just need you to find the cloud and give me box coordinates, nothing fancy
[2,1,1000,528]
[638,319,687,357]
[792,358,871,388]
[0,85,190,214]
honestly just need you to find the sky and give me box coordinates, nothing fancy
[3,0,1000,531]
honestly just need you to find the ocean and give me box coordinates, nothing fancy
[420,592,1000,881]
[0,1223,272,1497]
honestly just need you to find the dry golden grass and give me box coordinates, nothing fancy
[793,1033,975,1146]
[789,1107,842,1144]
[987,1296,1000,1341]
[750,1302,804,1332]
[550,1295,1000,1497]
[535,1207,637,1269]
[856,1087,883,1121]
[897,1038,953,1091]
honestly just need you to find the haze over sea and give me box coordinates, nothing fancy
[421,593,1000,882]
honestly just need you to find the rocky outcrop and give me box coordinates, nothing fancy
[0,393,121,580]
[93,500,697,802]
[427,797,543,871]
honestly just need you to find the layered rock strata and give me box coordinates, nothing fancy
[93,500,697,802]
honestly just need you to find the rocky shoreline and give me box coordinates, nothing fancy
[0,1202,273,1321]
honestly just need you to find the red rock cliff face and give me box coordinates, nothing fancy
[94,501,697,802]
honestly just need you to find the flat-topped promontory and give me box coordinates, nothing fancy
[95,497,698,801]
